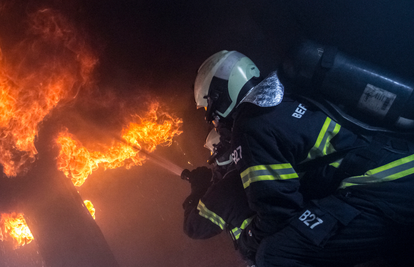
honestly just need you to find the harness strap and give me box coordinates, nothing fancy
[295,145,361,173]
[334,135,385,180]
[311,45,338,90]
[297,133,414,180]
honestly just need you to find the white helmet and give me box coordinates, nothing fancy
[204,128,232,166]
[194,50,261,123]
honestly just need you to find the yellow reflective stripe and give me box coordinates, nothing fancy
[341,182,358,187]
[340,154,414,188]
[197,201,226,230]
[330,158,342,168]
[231,217,253,240]
[307,117,341,160]
[241,164,299,189]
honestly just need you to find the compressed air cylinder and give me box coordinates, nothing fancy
[281,39,414,130]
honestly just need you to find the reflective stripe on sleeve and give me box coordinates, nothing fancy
[307,117,341,160]
[197,201,226,230]
[330,158,342,168]
[241,163,299,189]
[340,154,414,188]
[230,217,253,240]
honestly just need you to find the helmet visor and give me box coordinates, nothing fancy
[194,50,229,109]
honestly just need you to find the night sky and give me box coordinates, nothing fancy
[0,0,414,266]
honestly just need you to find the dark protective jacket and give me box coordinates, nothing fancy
[183,168,255,241]
[231,81,414,252]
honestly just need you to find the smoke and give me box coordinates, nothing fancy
[0,1,254,266]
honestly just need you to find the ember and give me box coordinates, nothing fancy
[0,212,34,249]
[84,200,96,219]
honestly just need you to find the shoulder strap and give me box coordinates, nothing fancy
[295,145,362,173]
[297,133,414,175]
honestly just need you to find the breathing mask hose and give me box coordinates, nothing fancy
[207,151,219,165]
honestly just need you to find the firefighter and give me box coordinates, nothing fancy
[193,50,414,266]
[181,128,256,266]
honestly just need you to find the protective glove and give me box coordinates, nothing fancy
[237,228,259,264]
[181,166,212,195]
[181,167,212,211]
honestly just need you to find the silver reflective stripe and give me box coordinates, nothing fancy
[340,154,414,188]
[241,164,298,189]
[197,201,226,230]
[231,217,253,240]
[330,158,342,168]
[231,227,242,239]
[307,117,341,160]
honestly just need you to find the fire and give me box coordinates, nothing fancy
[122,102,183,153]
[0,6,183,253]
[0,9,97,177]
[56,101,183,186]
[0,212,34,249]
[84,200,96,219]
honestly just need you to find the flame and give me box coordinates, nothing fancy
[56,101,183,186]
[84,200,96,219]
[0,7,184,255]
[0,9,97,177]
[0,212,34,249]
[0,8,183,252]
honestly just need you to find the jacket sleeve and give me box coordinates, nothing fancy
[183,169,256,240]
[233,129,304,251]
[182,183,223,239]
[182,196,223,239]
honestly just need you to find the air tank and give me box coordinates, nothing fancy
[280,39,414,131]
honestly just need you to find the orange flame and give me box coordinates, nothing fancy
[0,9,97,177]
[0,212,34,249]
[0,8,183,251]
[84,200,96,219]
[0,8,184,254]
[56,102,183,186]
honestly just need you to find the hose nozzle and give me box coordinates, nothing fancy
[181,169,191,181]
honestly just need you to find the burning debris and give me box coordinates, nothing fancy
[83,200,96,219]
[0,212,34,249]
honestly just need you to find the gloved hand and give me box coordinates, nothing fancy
[182,166,212,194]
[237,228,259,264]
[181,167,212,211]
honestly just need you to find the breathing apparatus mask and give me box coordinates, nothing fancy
[204,127,233,168]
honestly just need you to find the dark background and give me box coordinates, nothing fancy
[0,0,414,266]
